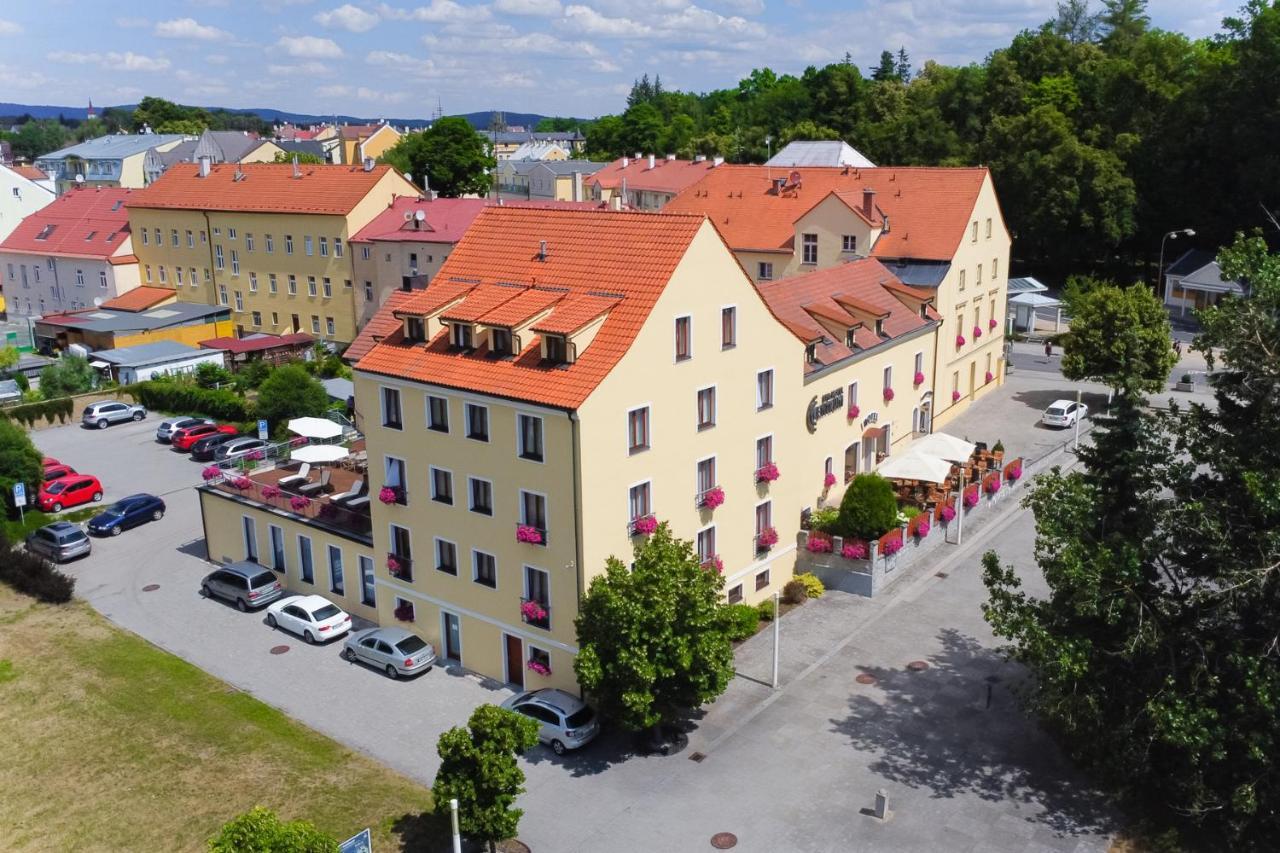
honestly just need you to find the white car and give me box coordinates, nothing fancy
[265,594,352,643]
[1042,399,1088,428]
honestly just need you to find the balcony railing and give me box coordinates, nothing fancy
[754,527,778,553]
[515,523,547,546]
[695,486,724,510]
[520,597,551,630]
[204,475,371,540]
[387,553,414,583]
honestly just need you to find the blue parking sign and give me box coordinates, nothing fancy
[257,419,269,440]
[12,482,26,507]
[339,828,372,853]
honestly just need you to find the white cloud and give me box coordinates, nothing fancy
[0,63,47,88]
[186,83,232,97]
[155,17,231,40]
[378,0,491,24]
[317,84,354,97]
[315,4,381,31]
[709,0,763,13]
[207,53,230,64]
[47,50,171,72]
[0,18,23,35]
[493,0,561,15]
[659,5,764,37]
[560,5,649,36]
[268,61,333,75]
[496,72,537,89]
[276,35,345,57]
[47,50,99,64]
[357,86,408,102]
[365,49,457,78]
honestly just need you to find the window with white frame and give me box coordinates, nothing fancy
[756,435,773,469]
[307,276,317,296]
[697,526,716,564]
[802,233,818,264]
[721,306,736,349]
[696,457,716,496]
[728,583,743,604]
[914,352,923,376]
[628,482,651,521]
[451,323,473,350]
[520,491,547,535]
[249,272,258,293]
[473,550,497,587]
[674,316,691,361]
[758,261,773,281]
[327,545,345,595]
[245,232,254,251]
[436,539,458,575]
[757,369,774,410]
[427,395,449,432]
[214,245,224,270]
[627,406,649,454]
[696,386,716,430]
[430,467,453,505]
[319,237,328,257]
[882,365,892,392]
[755,568,770,591]
[284,234,293,254]
[381,387,402,429]
[469,477,493,515]
[304,236,313,256]
[842,234,857,253]
[98,270,107,288]
[465,403,488,441]
[517,414,543,462]
[334,237,343,257]
[265,233,274,253]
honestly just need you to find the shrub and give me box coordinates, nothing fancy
[208,806,337,853]
[253,364,328,428]
[0,529,75,603]
[233,359,273,392]
[195,361,233,389]
[992,439,1005,453]
[0,419,43,506]
[725,603,761,640]
[794,572,825,598]
[757,599,776,622]
[782,579,809,605]
[38,355,96,398]
[900,505,922,520]
[808,506,838,532]
[130,380,249,422]
[835,473,898,540]
[0,396,74,428]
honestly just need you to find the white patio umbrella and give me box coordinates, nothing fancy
[287,416,343,440]
[290,444,349,464]
[874,449,954,484]
[909,432,976,463]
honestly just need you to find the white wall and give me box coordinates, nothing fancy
[0,167,55,243]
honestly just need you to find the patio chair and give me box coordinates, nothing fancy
[297,469,332,496]
[331,477,364,504]
[277,462,310,488]
[344,494,371,511]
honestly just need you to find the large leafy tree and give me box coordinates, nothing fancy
[252,364,328,428]
[0,419,43,512]
[575,523,735,737]
[380,116,494,198]
[38,355,96,398]
[432,704,540,853]
[1060,280,1177,394]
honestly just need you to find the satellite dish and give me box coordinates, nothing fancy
[414,210,425,222]
[75,174,85,184]
[403,212,413,221]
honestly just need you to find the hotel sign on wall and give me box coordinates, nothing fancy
[805,388,844,433]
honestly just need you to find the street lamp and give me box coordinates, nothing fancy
[1157,228,1196,301]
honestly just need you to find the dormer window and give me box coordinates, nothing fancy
[844,329,856,348]
[805,344,818,364]
[405,317,425,342]
[875,319,885,336]
[491,328,512,356]
[919,304,928,319]
[544,334,568,364]
[451,322,473,350]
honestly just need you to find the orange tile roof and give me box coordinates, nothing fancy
[355,206,707,409]
[664,164,989,262]
[437,284,529,323]
[100,286,175,311]
[531,294,621,335]
[758,258,939,373]
[11,164,47,181]
[585,156,719,195]
[0,186,132,259]
[345,290,414,363]
[126,163,400,215]
[476,287,563,328]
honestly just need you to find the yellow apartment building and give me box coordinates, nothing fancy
[338,124,401,166]
[126,161,418,345]
[665,165,1011,427]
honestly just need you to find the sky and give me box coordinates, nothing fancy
[0,0,1238,120]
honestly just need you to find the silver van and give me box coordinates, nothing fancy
[200,561,283,611]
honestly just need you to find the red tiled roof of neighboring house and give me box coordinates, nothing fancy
[664,164,990,261]
[100,286,175,311]
[355,206,708,409]
[12,164,47,181]
[340,123,384,139]
[0,186,133,259]
[585,156,719,195]
[349,196,488,244]
[126,163,401,215]
[530,294,621,336]
[758,258,939,373]
[199,332,315,354]
[345,290,414,363]
[108,253,138,266]
[475,287,563,328]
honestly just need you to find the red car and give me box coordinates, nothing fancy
[43,464,77,482]
[42,457,61,468]
[37,474,103,512]
[171,423,238,451]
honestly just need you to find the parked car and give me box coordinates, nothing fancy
[266,594,352,643]
[42,464,77,482]
[1042,399,1089,428]
[25,521,92,562]
[212,436,268,463]
[200,561,284,612]
[171,423,238,451]
[36,474,103,512]
[87,493,166,536]
[501,689,600,755]
[82,400,146,429]
[190,432,241,461]
[155,416,213,443]
[41,456,61,468]
[343,627,436,679]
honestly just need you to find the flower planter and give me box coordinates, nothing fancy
[840,541,867,560]
[806,534,833,554]
[755,462,780,483]
[955,335,966,347]
[984,371,994,384]
[378,486,402,505]
[823,472,837,489]
[701,556,724,573]
[527,660,551,677]
[951,390,962,403]
[699,487,725,510]
[913,371,925,386]
[756,527,778,552]
[882,387,895,402]
[847,404,860,420]
[973,326,983,339]
[516,524,544,544]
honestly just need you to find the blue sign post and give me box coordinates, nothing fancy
[12,482,26,525]
[257,418,269,440]
[338,828,372,853]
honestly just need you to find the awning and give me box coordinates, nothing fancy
[290,444,349,464]
[910,432,976,463]
[287,416,343,440]
[89,360,110,369]
[875,449,953,483]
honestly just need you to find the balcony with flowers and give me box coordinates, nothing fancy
[696,486,724,510]
[386,552,413,583]
[516,523,547,546]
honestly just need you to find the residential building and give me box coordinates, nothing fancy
[1163,249,1245,316]
[276,140,334,163]
[199,332,316,371]
[148,130,284,172]
[765,140,875,168]
[664,165,1011,426]
[586,154,719,210]
[496,160,603,202]
[508,141,570,161]
[126,161,418,344]
[34,134,186,194]
[10,164,56,195]
[487,130,586,160]
[0,186,140,319]
[88,340,225,383]
[33,296,232,353]
[349,195,487,327]
[337,123,401,166]
[0,163,55,244]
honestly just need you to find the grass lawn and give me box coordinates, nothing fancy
[0,586,439,851]
[2,505,99,544]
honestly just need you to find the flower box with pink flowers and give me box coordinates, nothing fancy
[823,472,837,489]
[956,334,967,347]
[806,534,833,553]
[701,555,724,573]
[882,387,895,402]
[755,462,780,483]
[378,486,402,504]
[516,524,544,544]
[699,487,725,509]
[847,404,860,420]
[985,370,994,383]
[973,325,983,339]
[756,527,779,551]
[527,660,551,677]
[630,515,658,536]
[841,541,868,560]
[913,371,925,386]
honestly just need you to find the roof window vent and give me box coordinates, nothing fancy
[537,240,549,262]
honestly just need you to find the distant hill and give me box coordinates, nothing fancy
[0,103,571,132]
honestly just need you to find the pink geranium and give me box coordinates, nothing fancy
[1006,464,1023,482]
[952,390,962,402]
[757,527,778,549]
[701,487,725,509]
[520,600,548,622]
[823,472,837,489]
[701,556,724,573]
[956,334,966,347]
[755,462,780,483]
[985,477,1002,495]
[393,604,414,622]
[261,484,281,499]
[806,535,833,553]
[230,476,251,490]
[985,371,994,383]
[963,490,979,509]
[940,505,957,523]
[882,537,903,556]
[378,486,400,504]
[516,524,544,544]
[847,404,860,420]
[989,318,998,331]
[201,466,221,481]
[289,495,311,511]
[915,518,931,538]
[841,541,868,560]
[973,326,983,339]
[527,660,551,676]
[386,555,402,573]
[882,387,895,402]
[913,371,925,386]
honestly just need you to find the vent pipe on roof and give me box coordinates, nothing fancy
[292,155,301,179]
[647,154,655,169]
[362,156,375,172]
[538,240,549,262]
[712,156,724,167]
[622,156,629,168]
[198,155,211,178]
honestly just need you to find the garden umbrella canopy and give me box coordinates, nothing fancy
[287,416,343,440]
[290,444,348,464]
[909,432,976,463]
[875,449,953,483]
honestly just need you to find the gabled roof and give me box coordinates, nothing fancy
[1007,276,1048,294]
[157,130,269,168]
[127,162,404,215]
[350,196,488,244]
[0,187,132,259]
[355,206,707,409]
[10,164,48,181]
[36,301,229,333]
[1165,249,1218,278]
[530,160,606,176]
[339,123,390,140]
[100,286,175,311]
[586,156,719,195]
[36,134,185,161]
[199,332,315,353]
[758,258,938,374]
[664,165,990,262]
[766,140,875,169]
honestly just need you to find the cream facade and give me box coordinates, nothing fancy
[1,252,140,317]
[351,238,453,327]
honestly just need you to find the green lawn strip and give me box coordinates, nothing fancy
[2,505,99,542]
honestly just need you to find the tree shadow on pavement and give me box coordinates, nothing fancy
[829,627,1117,838]
[1011,388,1111,418]
[523,707,707,778]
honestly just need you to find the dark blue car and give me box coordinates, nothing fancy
[88,493,166,537]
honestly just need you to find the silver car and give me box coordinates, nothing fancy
[155,415,212,443]
[26,521,91,562]
[343,626,436,679]
[213,436,268,463]
[82,400,146,429]
[501,688,600,755]
[200,561,284,611]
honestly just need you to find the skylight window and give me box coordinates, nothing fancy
[84,231,96,241]
[35,224,56,240]
[111,200,123,211]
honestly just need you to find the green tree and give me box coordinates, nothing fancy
[195,361,233,389]
[0,419,43,512]
[870,50,898,82]
[156,118,206,135]
[835,473,899,541]
[380,116,494,197]
[432,704,539,853]
[0,346,19,373]
[575,523,735,739]
[274,150,325,165]
[9,120,69,160]
[1099,0,1149,52]
[619,102,665,154]
[38,355,96,398]
[1053,0,1100,43]
[207,806,337,853]
[252,364,328,428]
[1060,282,1176,394]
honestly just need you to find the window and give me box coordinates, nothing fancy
[232,290,243,311]
[384,457,406,503]
[473,551,497,587]
[802,233,818,264]
[322,278,332,298]
[755,500,772,539]
[756,435,773,469]
[228,227,237,240]
[251,311,262,326]
[304,236,314,256]
[469,477,493,515]
[757,369,774,410]
[361,245,371,260]
[451,323,473,350]
[364,282,373,302]
[170,229,179,247]
[971,221,979,242]
[359,555,375,606]
[914,351,924,377]
[245,232,254,252]
[975,305,981,331]
[190,268,198,287]
[985,217,992,238]
[326,317,335,336]
[381,387,402,429]
[334,237,343,258]
[307,276,317,297]
[214,245,225,270]
[991,298,998,328]
[758,261,773,281]
[204,268,211,282]
[697,456,716,496]
[728,584,743,604]
[952,371,960,397]
[976,263,982,285]
[218,285,228,306]
[200,230,208,245]
[230,249,239,276]
[32,266,39,283]
[436,539,458,575]
[627,407,649,454]
[154,228,162,245]
[485,327,511,356]
[959,269,966,291]
[524,566,550,625]
[328,545,345,595]
[805,344,817,365]
[269,525,285,572]
[141,229,148,245]
[98,270,107,288]
[628,482,651,521]
[543,334,566,363]
[389,524,412,580]
[157,266,167,284]
[285,234,293,255]
[269,274,278,293]
[721,306,736,348]
[697,526,717,564]
[319,237,328,257]
[249,272,258,293]
[185,229,194,248]
[427,395,449,432]
[465,403,489,441]
[992,257,999,279]
[288,275,297,295]
[297,535,314,584]
[842,234,857,253]
[518,414,543,462]
[696,386,716,430]
[75,268,85,286]
[521,491,547,539]
[265,234,274,253]
[674,316,691,361]
[755,568,770,591]
[883,365,892,392]
[430,467,453,504]
[271,312,279,327]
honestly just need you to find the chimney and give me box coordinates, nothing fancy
[622,156,630,168]
[609,195,621,211]
[634,151,642,160]
[572,170,583,202]
[647,154,655,169]
[712,156,724,167]
[862,188,876,220]
[198,155,211,178]
[363,156,375,172]
[694,154,707,163]
[666,153,676,161]
[292,155,301,179]
[538,240,549,261]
